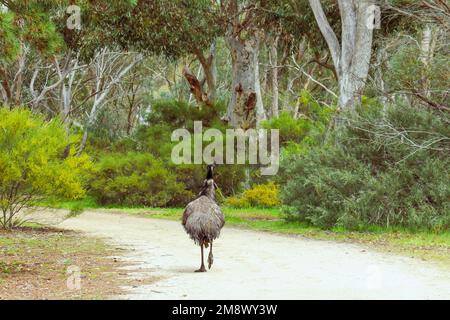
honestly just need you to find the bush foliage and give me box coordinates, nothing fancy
[226,182,280,208]
[89,152,193,207]
[0,107,92,229]
[262,90,335,147]
[280,103,450,231]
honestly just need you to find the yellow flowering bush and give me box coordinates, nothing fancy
[226,182,280,208]
[0,107,92,229]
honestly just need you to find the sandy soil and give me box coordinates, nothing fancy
[51,211,450,300]
[0,226,124,299]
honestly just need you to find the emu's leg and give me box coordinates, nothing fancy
[195,243,206,272]
[208,240,214,269]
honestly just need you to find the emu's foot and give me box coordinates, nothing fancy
[195,266,207,272]
[208,252,214,269]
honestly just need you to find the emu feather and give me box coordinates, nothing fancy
[182,194,224,245]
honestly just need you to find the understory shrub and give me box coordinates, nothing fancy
[280,103,450,231]
[262,90,335,147]
[0,107,92,229]
[89,152,192,207]
[226,182,280,208]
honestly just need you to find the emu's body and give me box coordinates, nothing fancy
[182,166,224,272]
[182,194,224,245]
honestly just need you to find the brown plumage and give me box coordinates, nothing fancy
[182,165,225,272]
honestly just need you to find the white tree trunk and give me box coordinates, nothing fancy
[270,36,279,118]
[54,51,86,133]
[223,0,265,129]
[254,45,266,127]
[226,34,265,129]
[309,0,375,110]
[420,25,437,97]
[203,42,217,102]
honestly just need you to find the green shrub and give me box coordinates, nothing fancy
[134,123,174,158]
[262,90,335,146]
[89,152,192,207]
[280,103,450,231]
[226,182,280,208]
[385,36,448,108]
[0,107,92,229]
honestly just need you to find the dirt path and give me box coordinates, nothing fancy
[54,211,450,300]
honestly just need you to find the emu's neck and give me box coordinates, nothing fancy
[200,179,215,201]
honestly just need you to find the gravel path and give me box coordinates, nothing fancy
[56,211,450,300]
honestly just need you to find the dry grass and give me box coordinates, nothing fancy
[0,225,126,300]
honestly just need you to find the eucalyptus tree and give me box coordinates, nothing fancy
[92,0,221,106]
[219,0,311,127]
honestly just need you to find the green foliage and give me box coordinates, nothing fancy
[226,182,280,208]
[225,195,250,208]
[0,1,64,60]
[134,123,174,158]
[258,0,340,51]
[89,152,192,207]
[91,0,220,58]
[0,11,21,62]
[146,99,226,129]
[280,103,450,231]
[263,91,335,146]
[385,31,448,108]
[130,99,227,158]
[0,107,92,229]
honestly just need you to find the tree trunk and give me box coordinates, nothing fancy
[78,128,89,155]
[183,65,208,105]
[226,35,265,129]
[0,67,12,105]
[270,36,279,118]
[198,42,217,103]
[183,43,217,107]
[223,0,265,129]
[420,24,437,98]
[374,47,388,108]
[309,0,375,110]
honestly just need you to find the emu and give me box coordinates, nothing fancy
[182,164,225,272]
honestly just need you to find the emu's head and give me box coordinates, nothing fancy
[206,164,215,180]
[201,164,217,200]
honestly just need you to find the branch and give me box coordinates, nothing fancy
[290,55,338,98]
[412,90,450,111]
[308,0,341,78]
